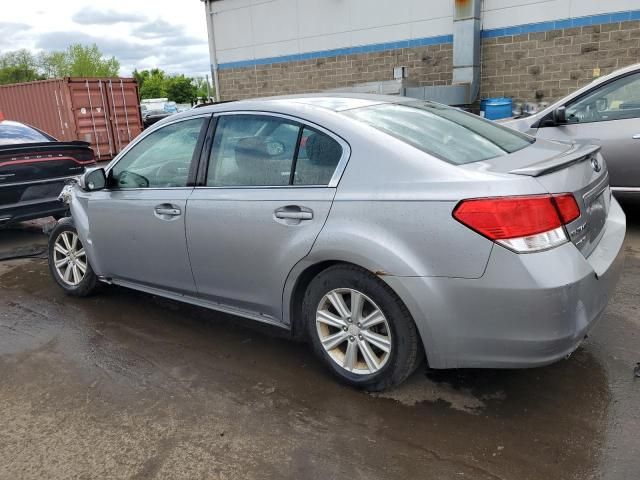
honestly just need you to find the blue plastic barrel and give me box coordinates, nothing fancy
[480,97,513,120]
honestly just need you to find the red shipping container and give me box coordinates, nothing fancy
[0,77,143,161]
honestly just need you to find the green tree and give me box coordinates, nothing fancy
[0,49,43,85]
[138,69,166,99]
[134,69,209,104]
[132,68,150,90]
[193,77,212,101]
[40,44,120,78]
[165,74,197,104]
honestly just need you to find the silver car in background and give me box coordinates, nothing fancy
[502,63,640,198]
[48,94,626,391]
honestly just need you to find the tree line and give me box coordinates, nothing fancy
[0,43,210,104]
[0,44,119,84]
[133,69,210,104]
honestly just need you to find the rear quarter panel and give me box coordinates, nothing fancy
[307,124,548,279]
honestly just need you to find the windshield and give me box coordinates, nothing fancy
[342,101,534,164]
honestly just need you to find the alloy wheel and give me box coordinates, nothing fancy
[53,231,87,286]
[316,288,392,375]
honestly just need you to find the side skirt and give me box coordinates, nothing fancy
[101,277,290,330]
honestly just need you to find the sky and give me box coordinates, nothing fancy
[0,0,210,78]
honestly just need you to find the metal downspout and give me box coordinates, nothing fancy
[204,0,221,102]
[452,0,482,104]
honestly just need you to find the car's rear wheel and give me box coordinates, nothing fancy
[303,264,423,391]
[48,219,99,296]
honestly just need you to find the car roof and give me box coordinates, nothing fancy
[190,93,414,115]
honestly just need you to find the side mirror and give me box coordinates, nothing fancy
[79,168,106,191]
[552,106,567,125]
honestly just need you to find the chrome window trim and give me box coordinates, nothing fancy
[202,110,351,189]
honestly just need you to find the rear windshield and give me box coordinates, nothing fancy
[342,101,534,164]
[0,122,53,145]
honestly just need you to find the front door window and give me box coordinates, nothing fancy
[111,117,206,188]
[566,72,640,124]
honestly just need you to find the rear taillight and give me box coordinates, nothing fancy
[453,194,580,253]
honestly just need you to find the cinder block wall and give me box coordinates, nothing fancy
[481,19,640,105]
[210,1,640,105]
[218,43,453,101]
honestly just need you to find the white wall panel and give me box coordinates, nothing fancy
[410,17,454,39]
[570,0,638,17]
[213,6,254,50]
[350,24,412,46]
[482,0,571,29]
[348,0,412,30]
[217,46,255,64]
[298,32,353,54]
[410,0,452,20]
[253,39,300,59]
[212,0,639,64]
[251,0,299,44]
[297,0,351,37]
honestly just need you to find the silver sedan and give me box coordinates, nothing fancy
[48,94,626,391]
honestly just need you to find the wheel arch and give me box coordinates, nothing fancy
[284,259,427,366]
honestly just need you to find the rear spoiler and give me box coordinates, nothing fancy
[0,140,92,156]
[509,143,601,177]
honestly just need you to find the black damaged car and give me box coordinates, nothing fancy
[0,119,96,226]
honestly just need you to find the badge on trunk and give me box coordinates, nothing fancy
[591,156,601,172]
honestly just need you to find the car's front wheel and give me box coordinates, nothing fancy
[48,219,99,296]
[303,264,423,391]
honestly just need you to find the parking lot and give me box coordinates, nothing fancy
[0,204,638,480]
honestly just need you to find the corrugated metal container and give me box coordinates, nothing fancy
[0,78,143,161]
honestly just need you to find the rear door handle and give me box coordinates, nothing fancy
[154,204,181,216]
[275,211,313,220]
[632,134,640,139]
[274,206,313,221]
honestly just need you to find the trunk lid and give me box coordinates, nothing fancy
[0,141,95,207]
[0,141,95,184]
[466,138,610,257]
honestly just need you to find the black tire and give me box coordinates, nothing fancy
[48,218,100,297]
[303,264,423,391]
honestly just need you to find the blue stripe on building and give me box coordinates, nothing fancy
[218,35,453,70]
[482,9,640,38]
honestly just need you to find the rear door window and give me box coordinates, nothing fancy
[207,115,300,187]
[206,114,344,187]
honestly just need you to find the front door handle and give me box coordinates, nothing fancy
[154,204,181,216]
[632,134,640,139]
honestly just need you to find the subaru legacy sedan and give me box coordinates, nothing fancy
[48,94,626,391]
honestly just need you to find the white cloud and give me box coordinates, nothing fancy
[72,7,147,25]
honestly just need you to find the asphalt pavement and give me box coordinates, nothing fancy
[0,205,638,480]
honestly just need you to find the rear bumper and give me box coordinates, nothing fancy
[384,197,627,369]
[0,178,71,225]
